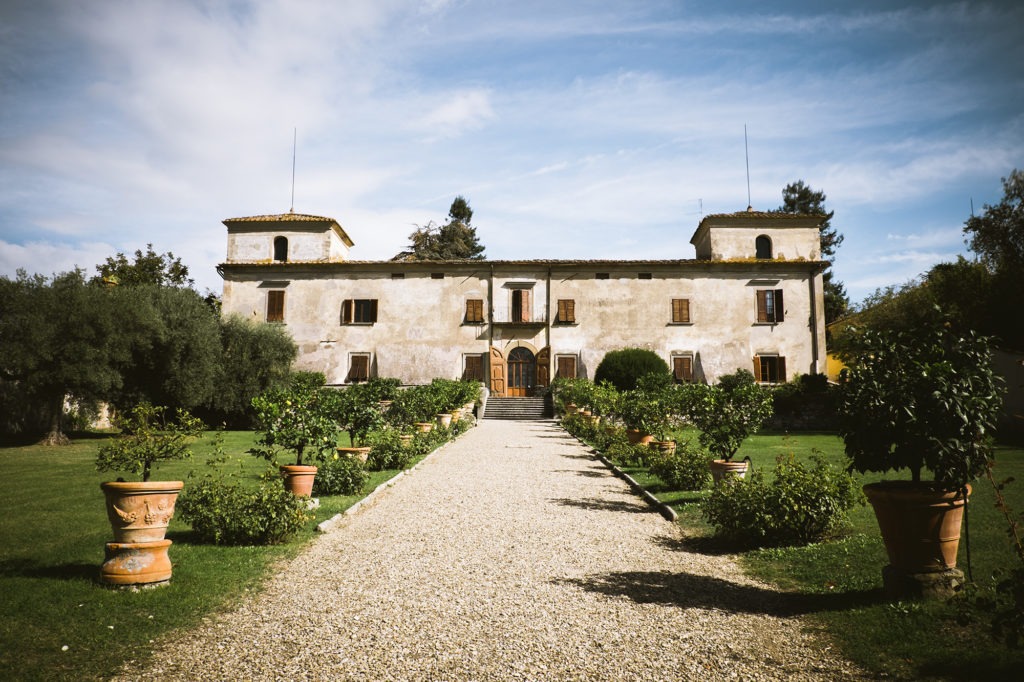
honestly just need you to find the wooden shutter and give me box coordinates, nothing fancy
[673,356,693,383]
[753,355,762,382]
[267,290,285,322]
[463,354,484,381]
[774,289,784,323]
[756,291,768,323]
[466,299,483,323]
[369,299,379,323]
[536,347,550,387]
[556,299,575,323]
[342,299,352,324]
[516,289,531,322]
[777,356,787,383]
[489,346,506,396]
[348,355,369,383]
[672,298,690,324]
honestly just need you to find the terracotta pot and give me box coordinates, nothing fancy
[337,446,371,464]
[565,403,578,415]
[280,465,318,497]
[100,539,173,586]
[399,434,414,447]
[649,440,677,456]
[100,481,184,543]
[436,413,453,428]
[626,429,654,445]
[415,422,434,433]
[378,400,393,411]
[580,409,592,417]
[864,481,971,574]
[709,459,748,484]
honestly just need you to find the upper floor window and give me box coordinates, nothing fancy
[756,289,785,324]
[671,298,691,324]
[465,299,484,324]
[266,290,285,323]
[595,272,610,280]
[342,299,378,324]
[511,289,531,322]
[755,235,772,259]
[463,354,485,382]
[555,299,575,324]
[273,236,288,262]
[638,272,653,280]
[555,355,578,379]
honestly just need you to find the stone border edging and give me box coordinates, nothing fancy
[316,424,468,534]
[592,451,678,522]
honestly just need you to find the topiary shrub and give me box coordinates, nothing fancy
[650,439,711,491]
[179,476,311,545]
[699,453,863,548]
[594,348,671,391]
[313,452,369,495]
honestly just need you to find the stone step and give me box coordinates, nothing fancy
[483,397,552,420]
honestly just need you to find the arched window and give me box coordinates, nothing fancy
[755,235,772,259]
[273,236,288,262]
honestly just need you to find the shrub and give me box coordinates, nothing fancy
[365,428,413,471]
[700,453,863,548]
[179,474,311,545]
[594,348,671,391]
[313,452,369,495]
[650,440,711,491]
[690,372,773,461]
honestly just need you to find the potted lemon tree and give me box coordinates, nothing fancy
[838,319,1003,598]
[689,370,773,483]
[95,403,203,586]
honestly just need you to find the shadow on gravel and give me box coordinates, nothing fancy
[557,570,884,616]
[549,497,652,514]
[652,533,742,557]
[552,468,609,478]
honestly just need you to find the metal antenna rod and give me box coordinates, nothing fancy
[744,124,752,210]
[290,128,297,213]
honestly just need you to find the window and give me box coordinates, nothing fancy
[555,299,575,324]
[754,355,786,384]
[595,272,610,280]
[673,355,694,383]
[465,299,484,324]
[273,236,288,262]
[266,290,285,322]
[755,235,772,259]
[555,355,577,379]
[511,289,531,322]
[756,289,785,323]
[463,354,485,382]
[342,299,378,324]
[391,273,405,279]
[431,272,445,279]
[347,354,370,383]
[638,272,652,280]
[671,298,691,324]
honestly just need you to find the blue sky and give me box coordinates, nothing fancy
[1,0,1021,304]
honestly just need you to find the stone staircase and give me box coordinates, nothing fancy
[482,396,552,420]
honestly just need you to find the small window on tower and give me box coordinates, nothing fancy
[273,236,288,262]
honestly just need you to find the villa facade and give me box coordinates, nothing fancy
[218,210,828,394]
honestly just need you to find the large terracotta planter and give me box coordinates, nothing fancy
[100,481,184,543]
[280,465,318,497]
[399,434,414,448]
[648,440,677,456]
[626,429,653,445]
[337,447,371,464]
[709,459,748,484]
[565,403,578,415]
[864,481,970,574]
[415,422,434,433]
[100,539,173,586]
[436,413,453,428]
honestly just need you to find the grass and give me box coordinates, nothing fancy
[0,430,426,682]
[625,427,1024,680]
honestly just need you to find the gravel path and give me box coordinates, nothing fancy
[114,420,867,681]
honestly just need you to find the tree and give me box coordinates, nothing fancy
[777,180,850,323]
[93,244,193,288]
[394,196,486,261]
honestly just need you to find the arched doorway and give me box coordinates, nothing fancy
[506,346,536,397]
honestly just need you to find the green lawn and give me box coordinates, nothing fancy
[0,430,419,682]
[628,428,1024,680]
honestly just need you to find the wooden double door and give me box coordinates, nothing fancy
[490,346,550,397]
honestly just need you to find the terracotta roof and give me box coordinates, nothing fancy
[218,257,827,269]
[223,213,337,223]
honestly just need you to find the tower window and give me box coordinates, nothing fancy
[273,236,289,262]
[755,235,772,259]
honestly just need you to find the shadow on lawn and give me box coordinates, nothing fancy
[558,569,884,616]
[0,558,98,582]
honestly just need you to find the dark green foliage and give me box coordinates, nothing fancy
[289,371,326,391]
[92,243,193,288]
[690,371,773,461]
[700,453,863,547]
[770,373,837,430]
[594,348,671,391]
[838,318,1003,486]
[249,387,340,467]
[396,196,486,260]
[650,439,711,491]
[178,477,311,545]
[313,453,369,496]
[365,428,413,471]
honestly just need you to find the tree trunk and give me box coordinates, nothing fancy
[39,395,70,446]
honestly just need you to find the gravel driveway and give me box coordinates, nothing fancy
[114,419,866,681]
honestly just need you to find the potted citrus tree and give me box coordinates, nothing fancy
[689,370,773,482]
[95,403,204,585]
[838,320,1003,597]
[250,386,340,496]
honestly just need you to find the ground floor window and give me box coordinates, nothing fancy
[463,353,485,382]
[754,355,786,384]
[555,355,577,379]
[672,354,694,383]
[266,290,285,323]
[347,353,371,383]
